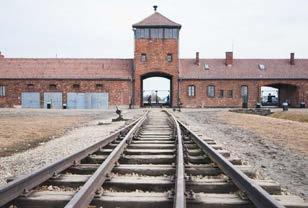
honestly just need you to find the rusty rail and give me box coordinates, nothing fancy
[64,112,148,208]
[176,118,285,208]
[0,112,147,207]
[165,111,186,208]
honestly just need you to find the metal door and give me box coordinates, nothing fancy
[90,93,108,109]
[21,92,40,108]
[67,93,86,109]
[67,92,108,109]
[44,92,62,109]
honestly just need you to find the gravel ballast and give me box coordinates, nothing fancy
[176,109,307,199]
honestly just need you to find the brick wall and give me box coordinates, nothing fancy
[179,79,308,108]
[0,79,132,107]
[133,39,179,107]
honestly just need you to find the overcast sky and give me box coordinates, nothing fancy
[0,0,307,59]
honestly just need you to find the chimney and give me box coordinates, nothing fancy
[225,52,233,66]
[290,52,295,65]
[195,52,200,65]
[0,51,4,59]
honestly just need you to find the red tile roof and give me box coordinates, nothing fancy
[179,59,308,80]
[133,12,181,28]
[0,58,133,80]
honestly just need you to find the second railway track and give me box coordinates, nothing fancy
[0,110,307,208]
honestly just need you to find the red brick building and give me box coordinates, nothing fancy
[0,10,307,108]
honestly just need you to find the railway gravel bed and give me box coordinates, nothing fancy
[0,109,143,186]
[0,109,307,207]
[176,109,308,199]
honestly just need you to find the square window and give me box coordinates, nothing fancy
[49,84,57,90]
[227,90,233,98]
[72,84,80,90]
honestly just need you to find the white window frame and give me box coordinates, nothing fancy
[207,85,215,97]
[188,85,195,97]
[0,85,5,96]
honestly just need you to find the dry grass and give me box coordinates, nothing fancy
[0,112,93,156]
[218,111,308,155]
[270,111,308,123]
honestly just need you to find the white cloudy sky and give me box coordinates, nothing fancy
[1,0,308,59]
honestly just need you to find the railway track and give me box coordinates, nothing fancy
[0,110,307,208]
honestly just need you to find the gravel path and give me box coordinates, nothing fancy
[176,109,308,199]
[0,109,143,185]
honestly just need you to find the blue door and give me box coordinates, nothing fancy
[21,92,40,108]
[67,92,108,109]
[44,92,62,109]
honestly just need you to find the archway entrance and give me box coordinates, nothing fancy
[261,83,300,107]
[141,72,172,107]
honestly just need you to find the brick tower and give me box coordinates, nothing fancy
[132,6,181,107]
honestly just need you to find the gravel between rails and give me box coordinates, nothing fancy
[175,109,308,200]
[0,109,144,186]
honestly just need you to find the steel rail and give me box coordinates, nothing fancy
[176,119,285,208]
[64,111,148,208]
[165,111,186,208]
[0,113,146,207]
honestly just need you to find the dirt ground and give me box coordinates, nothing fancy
[270,110,308,123]
[177,108,308,199]
[218,111,308,154]
[0,109,143,185]
[0,109,116,156]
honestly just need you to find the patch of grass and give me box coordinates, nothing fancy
[270,111,308,123]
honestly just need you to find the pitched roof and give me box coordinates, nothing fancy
[179,59,308,80]
[0,58,133,80]
[133,12,181,28]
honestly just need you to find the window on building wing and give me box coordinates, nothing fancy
[96,84,103,89]
[0,85,5,96]
[207,85,215,97]
[167,54,173,62]
[241,85,248,97]
[219,90,224,98]
[227,90,233,98]
[141,53,147,62]
[188,85,195,97]
[49,84,57,90]
[72,84,80,90]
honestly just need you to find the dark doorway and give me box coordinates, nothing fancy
[141,73,172,107]
[261,84,299,107]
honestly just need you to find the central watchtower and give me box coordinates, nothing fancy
[132,7,181,107]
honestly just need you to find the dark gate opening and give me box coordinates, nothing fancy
[261,84,300,107]
[141,73,172,107]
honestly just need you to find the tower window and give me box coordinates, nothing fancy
[207,85,215,97]
[167,54,173,62]
[0,85,5,96]
[141,53,147,62]
[188,85,195,97]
